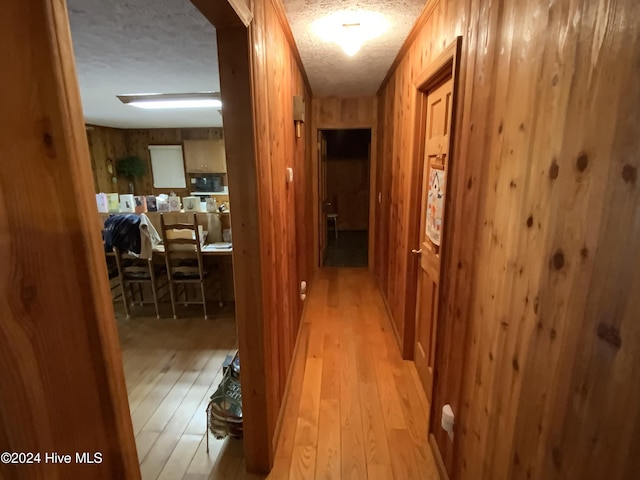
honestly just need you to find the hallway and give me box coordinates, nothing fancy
[269,268,439,479]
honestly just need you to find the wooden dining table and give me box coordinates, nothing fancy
[152,243,233,256]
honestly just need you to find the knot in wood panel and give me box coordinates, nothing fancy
[549,159,560,180]
[526,215,534,228]
[596,323,622,349]
[576,152,589,172]
[551,249,565,270]
[20,283,37,311]
[622,164,637,185]
[580,247,589,260]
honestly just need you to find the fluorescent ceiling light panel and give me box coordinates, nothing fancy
[117,92,222,110]
[313,11,388,56]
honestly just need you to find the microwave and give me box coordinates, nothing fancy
[192,174,224,192]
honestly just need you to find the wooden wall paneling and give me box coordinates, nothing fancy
[262,0,284,437]
[214,25,272,473]
[431,2,480,473]
[1,0,140,478]
[388,60,404,343]
[465,1,548,476]
[250,0,314,460]
[375,0,640,479]
[86,126,224,196]
[502,2,640,479]
[195,0,315,472]
[377,0,441,94]
[313,96,376,128]
[376,77,395,296]
[86,126,128,193]
[267,0,312,92]
[266,0,291,405]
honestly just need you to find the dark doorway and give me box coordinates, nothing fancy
[320,128,371,267]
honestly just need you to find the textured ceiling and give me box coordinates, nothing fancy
[67,0,425,128]
[67,0,221,129]
[282,0,426,96]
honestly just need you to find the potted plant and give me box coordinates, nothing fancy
[116,156,147,194]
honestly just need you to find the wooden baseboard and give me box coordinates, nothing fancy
[429,433,449,480]
[375,275,404,355]
[271,283,312,453]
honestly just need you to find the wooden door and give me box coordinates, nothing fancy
[318,131,328,264]
[414,78,454,402]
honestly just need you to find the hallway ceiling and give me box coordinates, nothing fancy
[281,0,427,96]
[67,0,221,128]
[66,0,425,128]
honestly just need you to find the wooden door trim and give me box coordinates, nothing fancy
[368,101,379,271]
[191,0,251,27]
[312,125,377,270]
[401,92,428,359]
[404,37,463,361]
[403,35,462,469]
[428,36,463,475]
[414,38,459,91]
[429,434,451,480]
[190,0,272,473]
[1,1,140,477]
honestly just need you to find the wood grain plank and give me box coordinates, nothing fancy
[314,399,341,480]
[0,1,139,478]
[375,0,640,479]
[270,269,439,479]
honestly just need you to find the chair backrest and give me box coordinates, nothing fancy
[112,247,152,280]
[160,213,205,281]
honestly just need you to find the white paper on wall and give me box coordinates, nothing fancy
[149,145,187,189]
[426,166,446,246]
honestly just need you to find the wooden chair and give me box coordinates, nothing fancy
[160,213,211,319]
[105,253,123,302]
[113,247,165,319]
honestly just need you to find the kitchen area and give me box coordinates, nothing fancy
[89,125,237,315]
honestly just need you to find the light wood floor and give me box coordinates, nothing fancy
[117,305,257,480]
[268,268,440,479]
[117,268,438,479]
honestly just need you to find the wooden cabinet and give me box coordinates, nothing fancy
[183,139,226,173]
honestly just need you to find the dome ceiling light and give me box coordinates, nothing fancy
[312,11,388,57]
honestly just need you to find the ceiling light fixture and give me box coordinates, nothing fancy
[117,92,222,109]
[313,11,388,57]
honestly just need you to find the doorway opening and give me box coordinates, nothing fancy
[319,128,372,267]
[66,1,245,477]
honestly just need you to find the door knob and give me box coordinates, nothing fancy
[411,249,422,255]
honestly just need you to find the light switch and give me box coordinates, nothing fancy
[286,167,294,183]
